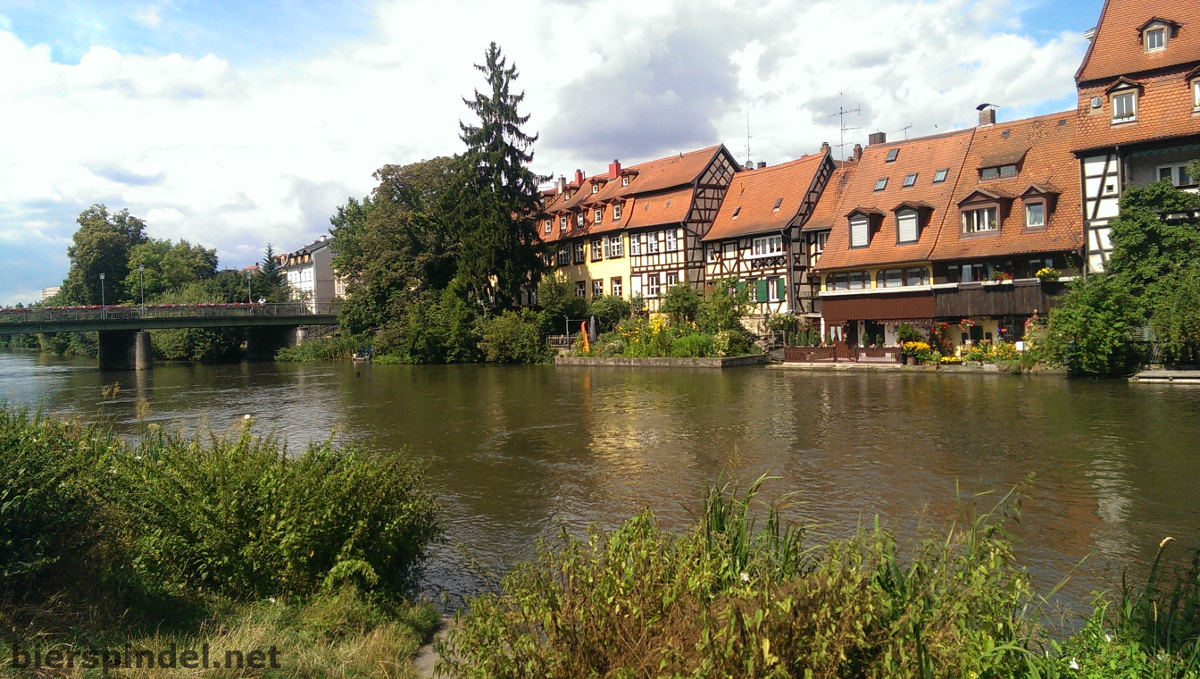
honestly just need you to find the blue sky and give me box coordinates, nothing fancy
[0,0,1106,305]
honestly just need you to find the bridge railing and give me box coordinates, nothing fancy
[0,303,341,326]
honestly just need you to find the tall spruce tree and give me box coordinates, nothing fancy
[453,42,546,308]
[251,244,288,302]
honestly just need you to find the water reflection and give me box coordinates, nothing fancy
[2,351,1199,612]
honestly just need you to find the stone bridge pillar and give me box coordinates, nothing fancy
[245,326,298,360]
[98,330,153,371]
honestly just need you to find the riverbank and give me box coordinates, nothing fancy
[555,353,767,368]
[770,361,1068,375]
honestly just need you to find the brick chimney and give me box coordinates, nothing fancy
[852,144,863,161]
[557,176,566,194]
[868,131,887,145]
[820,141,831,153]
[977,104,997,126]
[573,169,584,186]
[608,159,621,179]
[757,161,766,169]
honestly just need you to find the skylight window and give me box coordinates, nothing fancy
[773,198,783,211]
[933,169,948,184]
[885,149,899,163]
[903,173,918,188]
[731,207,741,219]
[874,177,888,191]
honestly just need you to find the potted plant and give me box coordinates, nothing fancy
[991,271,1014,282]
[1035,267,1061,282]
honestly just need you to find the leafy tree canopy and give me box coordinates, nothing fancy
[59,205,148,305]
[123,239,218,303]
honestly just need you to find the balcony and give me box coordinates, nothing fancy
[932,278,1067,318]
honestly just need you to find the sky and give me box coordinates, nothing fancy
[0,0,1103,305]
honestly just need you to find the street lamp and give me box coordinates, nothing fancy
[246,270,253,304]
[138,264,145,313]
[99,272,106,317]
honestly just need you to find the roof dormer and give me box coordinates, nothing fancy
[1138,18,1180,53]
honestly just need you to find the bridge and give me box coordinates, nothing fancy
[0,303,339,371]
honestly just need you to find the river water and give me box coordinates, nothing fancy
[3,350,1198,616]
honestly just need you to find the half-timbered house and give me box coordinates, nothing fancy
[799,152,860,322]
[701,148,835,328]
[1073,0,1200,272]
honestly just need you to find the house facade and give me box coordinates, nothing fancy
[281,236,336,310]
[538,145,740,311]
[701,148,835,327]
[1073,0,1200,272]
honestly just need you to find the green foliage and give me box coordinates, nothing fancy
[713,328,752,356]
[275,335,359,362]
[587,294,632,332]
[669,332,714,357]
[150,276,248,361]
[1149,268,1200,365]
[251,243,289,303]
[122,238,218,303]
[451,42,547,308]
[379,281,482,364]
[897,322,924,344]
[1106,181,1200,297]
[479,309,550,363]
[58,204,148,305]
[660,283,701,323]
[536,273,588,334]
[697,278,750,334]
[1045,275,1145,376]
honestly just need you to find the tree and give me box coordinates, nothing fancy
[1044,275,1144,376]
[1105,181,1200,299]
[535,273,587,335]
[697,279,750,333]
[59,205,148,305]
[660,284,701,324]
[251,244,289,303]
[122,239,218,303]
[452,42,546,308]
[1150,268,1200,364]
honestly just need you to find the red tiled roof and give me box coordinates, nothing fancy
[815,129,975,271]
[933,111,1084,261]
[1077,0,1200,83]
[1074,69,1200,151]
[626,187,694,229]
[803,164,857,232]
[703,150,830,242]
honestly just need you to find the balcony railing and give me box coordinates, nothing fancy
[0,303,341,326]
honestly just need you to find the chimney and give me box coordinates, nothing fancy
[868,131,887,145]
[977,103,997,126]
[573,169,584,186]
[557,176,566,194]
[820,141,831,153]
[608,159,621,179]
[757,161,766,169]
[852,144,863,162]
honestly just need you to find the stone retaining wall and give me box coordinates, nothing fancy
[555,354,768,368]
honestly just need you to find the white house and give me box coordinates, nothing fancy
[280,236,336,310]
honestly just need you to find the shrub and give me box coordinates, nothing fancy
[896,322,924,343]
[697,278,749,333]
[712,329,750,356]
[1044,275,1144,376]
[113,423,441,600]
[670,333,714,357]
[587,294,631,332]
[479,309,549,363]
[275,335,360,362]
[536,273,588,335]
[660,284,701,323]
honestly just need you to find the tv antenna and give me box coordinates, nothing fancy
[900,123,914,139]
[744,108,755,167]
[825,93,862,161]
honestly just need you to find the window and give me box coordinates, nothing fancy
[631,275,643,297]
[622,175,630,187]
[646,274,660,298]
[962,207,998,233]
[826,271,870,291]
[747,279,758,302]
[594,208,603,224]
[905,267,929,286]
[591,238,603,261]
[1194,79,1200,110]
[559,216,567,232]
[878,269,903,288]
[613,203,622,220]
[903,173,918,188]
[981,165,1017,180]
[592,183,599,194]
[723,242,736,259]
[808,231,829,267]
[886,148,899,162]
[1146,27,1165,51]
[573,242,585,264]
[731,206,741,219]
[556,248,570,266]
[772,198,783,211]
[576,212,585,227]
[1158,163,1197,187]
[544,219,551,235]
[1113,91,1137,122]
[707,244,718,262]
[608,235,623,258]
[1025,202,1046,228]
[575,281,586,298]
[646,233,660,254]
[1091,96,1103,109]
[897,210,919,244]
[752,234,784,257]
[630,235,642,256]
[933,168,948,184]
[666,272,678,287]
[958,263,987,283]
[602,237,611,259]
[768,277,782,302]
[874,177,888,191]
[850,216,870,248]
[665,230,678,252]
[611,277,622,297]
[592,280,603,297]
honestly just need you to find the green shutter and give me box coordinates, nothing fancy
[776,278,786,302]
[756,279,768,302]
[736,281,746,294]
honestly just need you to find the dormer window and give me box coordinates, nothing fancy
[544,219,552,235]
[592,183,599,194]
[1113,91,1137,122]
[594,208,603,224]
[564,190,570,200]
[622,176,630,187]
[731,207,741,219]
[849,216,870,248]
[576,213,584,228]
[1146,27,1165,51]
[1025,203,1045,228]
[897,210,919,244]
[613,203,622,220]
[962,207,998,234]
[559,216,567,232]
[1193,78,1200,111]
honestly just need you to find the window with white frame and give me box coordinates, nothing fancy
[592,279,603,297]
[646,273,660,298]
[575,281,586,298]
[1194,79,1200,110]
[622,175,630,187]
[630,234,642,256]
[1158,163,1197,187]
[1025,202,1046,228]
[559,216,567,231]
[631,275,643,297]
[962,206,998,233]
[747,279,758,302]
[556,248,570,266]
[897,211,919,244]
[592,183,599,194]
[666,272,678,288]
[665,230,678,251]
[608,235,623,257]
[591,238,603,261]
[602,237,611,259]
[576,212,585,227]
[849,216,870,248]
[594,208,603,224]
[1113,91,1137,122]
[611,277,622,297]
[544,219,551,235]
[647,233,660,254]
[573,242,585,263]
[768,277,781,302]
[1146,27,1165,51]
[752,234,784,257]
[707,244,718,262]
[613,203,622,220]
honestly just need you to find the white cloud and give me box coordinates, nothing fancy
[0,0,1088,302]
[134,5,163,30]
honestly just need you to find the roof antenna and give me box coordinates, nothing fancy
[900,123,914,139]
[824,92,862,162]
[745,107,755,168]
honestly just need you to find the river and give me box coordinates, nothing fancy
[2,349,1198,618]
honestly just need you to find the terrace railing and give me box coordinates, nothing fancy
[0,303,341,326]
